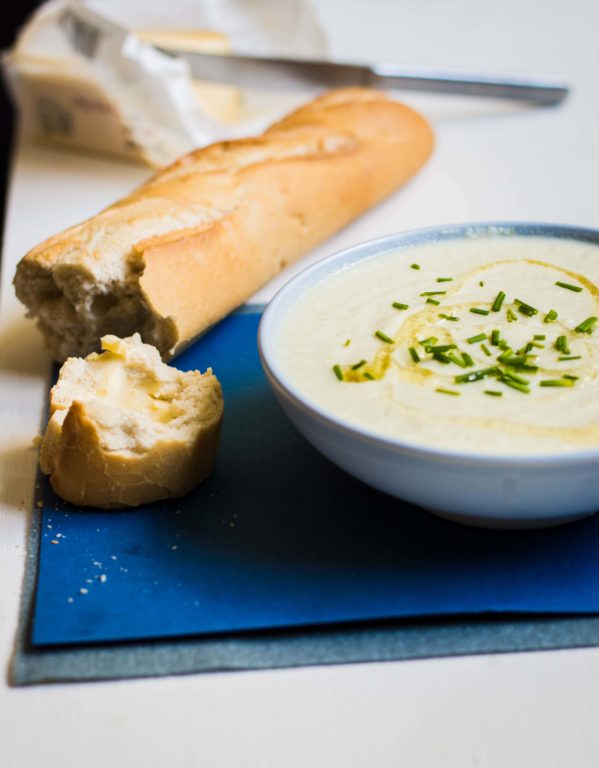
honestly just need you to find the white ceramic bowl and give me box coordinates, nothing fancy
[258,223,599,529]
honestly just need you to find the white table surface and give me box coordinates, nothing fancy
[2,1,599,765]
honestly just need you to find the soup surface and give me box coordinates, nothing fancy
[278,235,599,455]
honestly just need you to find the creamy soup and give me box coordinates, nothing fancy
[278,235,599,455]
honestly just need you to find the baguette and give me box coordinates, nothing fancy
[14,88,433,362]
[40,334,223,508]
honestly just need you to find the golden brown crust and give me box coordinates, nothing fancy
[44,400,222,508]
[15,88,434,361]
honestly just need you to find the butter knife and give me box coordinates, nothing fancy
[158,48,569,106]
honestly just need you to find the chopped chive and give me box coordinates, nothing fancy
[439,313,459,321]
[533,334,546,340]
[544,309,558,323]
[446,353,467,368]
[479,281,485,287]
[501,357,539,373]
[432,351,451,364]
[421,291,447,297]
[524,341,544,352]
[540,379,575,388]
[363,372,375,380]
[375,330,394,343]
[506,308,518,323]
[436,387,460,396]
[467,333,487,344]
[491,291,506,312]
[392,301,409,310]
[501,378,530,394]
[501,371,529,385]
[514,298,538,317]
[436,277,454,283]
[351,359,367,370]
[455,367,498,383]
[498,338,510,351]
[491,330,501,346]
[408,347,420,363]
[484,390,503,397]
[575,316,598,334]
[497,348,514,363]
[461,352,474,367]
[564,374,579,381]
[426,298,440,305]
[419,337,438,346]
[501,352,537,365]
[558,355,582,361]
[410,263,420,270]
[426,344,457,353]
[344,339,351,347]
[555,335,570,355]
[333,365,344,381]
[481,343,492,356]
[470,307,490,316]
[555,281,583,293]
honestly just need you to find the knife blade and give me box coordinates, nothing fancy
[157,48,569,106]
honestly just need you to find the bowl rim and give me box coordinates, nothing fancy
[258,220,599,467]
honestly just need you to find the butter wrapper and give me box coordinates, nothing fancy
[3,0,327,167]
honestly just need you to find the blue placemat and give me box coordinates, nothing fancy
[12,307,599,684]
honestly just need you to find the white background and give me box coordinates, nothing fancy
[1,1,599,765]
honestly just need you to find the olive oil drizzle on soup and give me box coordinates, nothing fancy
[279,236,599,455]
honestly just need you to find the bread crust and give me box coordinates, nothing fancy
[39,335,223,508]
[15,88,434,361]
[42,400,222,508]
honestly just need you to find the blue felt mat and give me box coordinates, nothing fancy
[31,308,599,648]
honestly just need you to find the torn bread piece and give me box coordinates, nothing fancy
[40,334,223,508]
